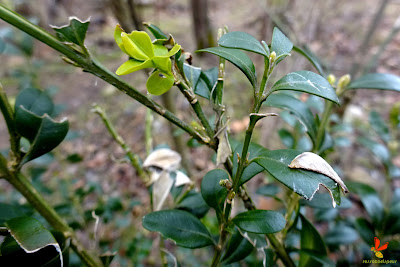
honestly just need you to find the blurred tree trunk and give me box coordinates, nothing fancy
[108,0,143,32]
[190,0,214,50]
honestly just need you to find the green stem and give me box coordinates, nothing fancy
[4,171,103,267]
[313,101,334,153]
[0,83,20,159]
[281,191,300,238]
[176,82,216,147]
[211,223,229,267]
[0,5,209,146]
[145,107,153,155]
[266,234,296,267]
[92,104,149,183]
[159,236,168,267]
[0,153,9,178]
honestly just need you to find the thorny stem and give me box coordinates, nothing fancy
[0,5,209,146]
[92,104,150,183]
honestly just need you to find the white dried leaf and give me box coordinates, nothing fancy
[174,171,191,187]
[216,128,232,166]
[288,152,349,194]
[152,171,174,211]
[143,148,181,171]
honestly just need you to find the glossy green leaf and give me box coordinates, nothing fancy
[194,67,218,99]
[52,16,89,48]
[348,73,400,92]
[384,202,400,235]
[254,149,341,207]
[197,47,257,87]
[354,217,375,244]
[299,214,327,267]
[256,184,281,197]
[265,93,317,142]
[296,249,334,267]
[232,143,265,186]
[151,56,172,74]
[183,64,202,88]
[232,210,286,234]
[142,209,214,248]
[293,45,325,76]
[369,111,390,143]
[166,44,181,57]
[218,31,268,57]
[271,27,293,64]
[114,24,127,54]
[4,217,62,265]
[201,169,228,217]
[121,31,153,60]
[176,190,210,218]
[324,223,359,245]
[0,203,25,225]
[144,23,168,39]
[15,88,54,140]
[20,114,69,165]
[115,59,154,75]
[300,193,352,209]
[347,182,384,226]
[278,128,295,148]
[221,227,253,264]
[271,71,340,104]
[153,44,168,56]
[146,70,174,95]
[359,137,390,165]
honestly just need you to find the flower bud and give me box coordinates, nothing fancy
[269,51,276,64]
[327,74,336,85]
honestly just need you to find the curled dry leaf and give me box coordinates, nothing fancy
[174,171,191,187]
[143,148,181,171]
[288,152,349,194]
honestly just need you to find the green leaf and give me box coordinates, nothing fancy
[271,71,340,104]
[347,182,384,226]
[142,209,214,248]
[20,114,69,165]
[194,67,218,99]
[201,169,228,217]
[300,193,352,209]
[0,203,25,225]
[166,44,181,57]
[146,71,174,95]
[114,24,127,54]
[369,111,390,143]
[293,46,325,76]
[52,17,89,51]
[183,64,202,88]
[197,47,257,88]
[278,128,295,148]
[4,217,63,265]
[384,202,400,235]
[324,223,359,245]
[354,217,375,244]
[232,210,286,234]
[121,31,154,60]
[271,27,293,64]
[348,73,400,92]
[254,149,341,207]
[176,190,210,218]
[218,31,268,57]
[359,137,390,165]
[221,227,253,264]
[232,143,265,186]
[151,56,172,74]
[299,214,328,267]
[14,88,69,165]
[116,59,154,75]
[144,23,168,39]
[265,93,317,143]
[256,184,281,198]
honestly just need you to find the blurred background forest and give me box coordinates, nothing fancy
[0,0,400,266]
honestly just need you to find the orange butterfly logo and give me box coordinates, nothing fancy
[371,237,388,258]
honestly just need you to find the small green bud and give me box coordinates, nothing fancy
[227,190,236,204]
[219,179,232,189]
[269,51,276,64]
[336,74,351,96]
[327,74,336,85]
